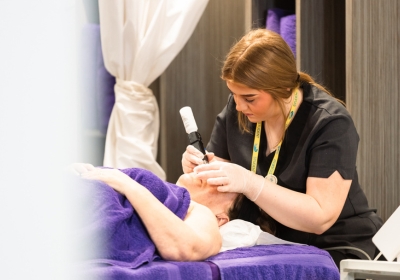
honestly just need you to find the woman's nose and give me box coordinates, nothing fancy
[235,97,246,112]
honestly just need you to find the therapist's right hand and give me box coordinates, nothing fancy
[182,145,214,173]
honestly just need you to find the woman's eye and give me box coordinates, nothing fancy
[245,98,254,103]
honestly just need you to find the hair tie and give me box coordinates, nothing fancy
[296,73,300,83]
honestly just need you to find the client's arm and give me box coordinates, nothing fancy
[75,164,222,261]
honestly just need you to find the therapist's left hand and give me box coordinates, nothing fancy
[194,161,265,201]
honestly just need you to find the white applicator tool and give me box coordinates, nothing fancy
[179,106,209,163]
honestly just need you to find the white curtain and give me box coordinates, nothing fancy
[99,0,209,180]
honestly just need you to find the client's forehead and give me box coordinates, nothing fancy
[176,173,237,213]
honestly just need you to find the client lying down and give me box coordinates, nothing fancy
[70,163,276,267]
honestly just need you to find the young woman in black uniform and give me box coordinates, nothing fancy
[181,29,383,268]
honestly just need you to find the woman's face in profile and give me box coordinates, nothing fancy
[176,173,237,215]
[227,81,279,124]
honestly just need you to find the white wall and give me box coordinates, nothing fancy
[0,1,87,279]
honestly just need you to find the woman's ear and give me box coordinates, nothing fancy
[216,213,230,227]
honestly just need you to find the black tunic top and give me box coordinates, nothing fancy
[206,83,383,259]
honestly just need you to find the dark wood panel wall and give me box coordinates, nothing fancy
[346,0,400,222]
[297,0,346,102]
[158,0,248,183]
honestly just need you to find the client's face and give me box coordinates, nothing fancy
[176,173,238,216]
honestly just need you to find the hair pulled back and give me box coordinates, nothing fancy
[222,29,337,132]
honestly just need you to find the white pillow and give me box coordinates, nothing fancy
[219,219,302,252]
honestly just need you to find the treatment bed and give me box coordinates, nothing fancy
[72,167,339,280]
[82,244,339,280]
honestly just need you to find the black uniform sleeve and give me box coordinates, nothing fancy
[308,114,359,179]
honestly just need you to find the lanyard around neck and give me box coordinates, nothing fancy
[250,90,299,177]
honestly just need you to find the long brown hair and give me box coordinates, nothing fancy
[221,28,342,134]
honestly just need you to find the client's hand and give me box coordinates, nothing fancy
[194,162,265,201]
[182,145,214,173]
[68,163,95,175]
[78,166,133,196]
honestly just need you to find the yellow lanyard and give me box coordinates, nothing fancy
[250,90,299,181]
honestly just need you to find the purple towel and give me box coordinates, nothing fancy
[281,14,297,57]
[266,8,296,58]
[208,244,340,280]
[80,260,215,280]
[266,8,292,34]
[75,168,191,269]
